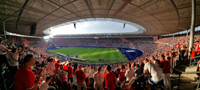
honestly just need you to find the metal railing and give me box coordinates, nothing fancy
[170,55,179,69]
[173,68,200,89]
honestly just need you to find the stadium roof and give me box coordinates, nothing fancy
[0,0,200,36]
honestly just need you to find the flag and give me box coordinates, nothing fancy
[94,36,99,39]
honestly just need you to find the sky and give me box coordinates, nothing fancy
[48,21,139,36]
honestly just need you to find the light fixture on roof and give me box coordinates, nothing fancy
[74,23,76,29]
[123,22,126,28]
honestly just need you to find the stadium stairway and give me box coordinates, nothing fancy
[171,60,199,90]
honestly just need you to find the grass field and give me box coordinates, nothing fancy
[48,47,128,64]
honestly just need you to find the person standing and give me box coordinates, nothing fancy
[195,41,200,57]
[179,45,186,63]
[164,55,172,90]
[39,76,52,90]
[124,63,135,89]
[143,59,163,90]
[125,63,135,82]
[8,44,24,75]
[75,65,87,90]
[46,58,56,79]
[37,55,44,67]
[0,39,9,90]
[104,65,117,90]
[118,65,126,87]
[67,63,74,89]
[15,54,42,90]
[93,66,104,90]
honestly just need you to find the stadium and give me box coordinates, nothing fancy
[0,0,200,90]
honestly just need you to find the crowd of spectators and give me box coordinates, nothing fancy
[1,34,200,90]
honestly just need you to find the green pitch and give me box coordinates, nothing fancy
[48,47,128,64]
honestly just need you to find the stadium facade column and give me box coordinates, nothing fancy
[2,21,6,38]
[2,17,17,38]
[189,0,196,66]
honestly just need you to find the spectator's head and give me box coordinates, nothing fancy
[161,54,165,57]
[150,56,155,60]
[78,64,82,70]
[98,66,102,72]
[136,64,140,68]
[68,63,72,67]
[84,68,87,72]
[160,54,165,60]
[155,55,159,59]
[60,66,63,69]
[24,54,36,66]
[116,68,120,72]
[121,65,125,70]
[143,58,149,64]
[106,65,112,72]
[166,56,170,61]
[192,47,195,50]
[0,39,2,43]
[196,41,199,44]
[47,58,53,62]
[127,63,131,69]
[46,76,52,84]
[132,63,135,68]
[11,48,18,53]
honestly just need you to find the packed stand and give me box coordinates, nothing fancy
[1,34,200,90]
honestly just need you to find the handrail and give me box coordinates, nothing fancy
[172,68,200,89]
[173,68,200,74]
[193,56,200,59]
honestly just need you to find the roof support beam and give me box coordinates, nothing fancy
[3,20,6,38]
[37,0,78,23]
[112,0,132,17]
[169,0,181,26]
[16,0,30,29]
[121,0,165,30]
[122,0,152,15]
[105,0,115,18]
[0,13,17,17]
[189,0,196,66]
[83,0,94,18]
[98,0,101,5]
[47,0,82,20]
